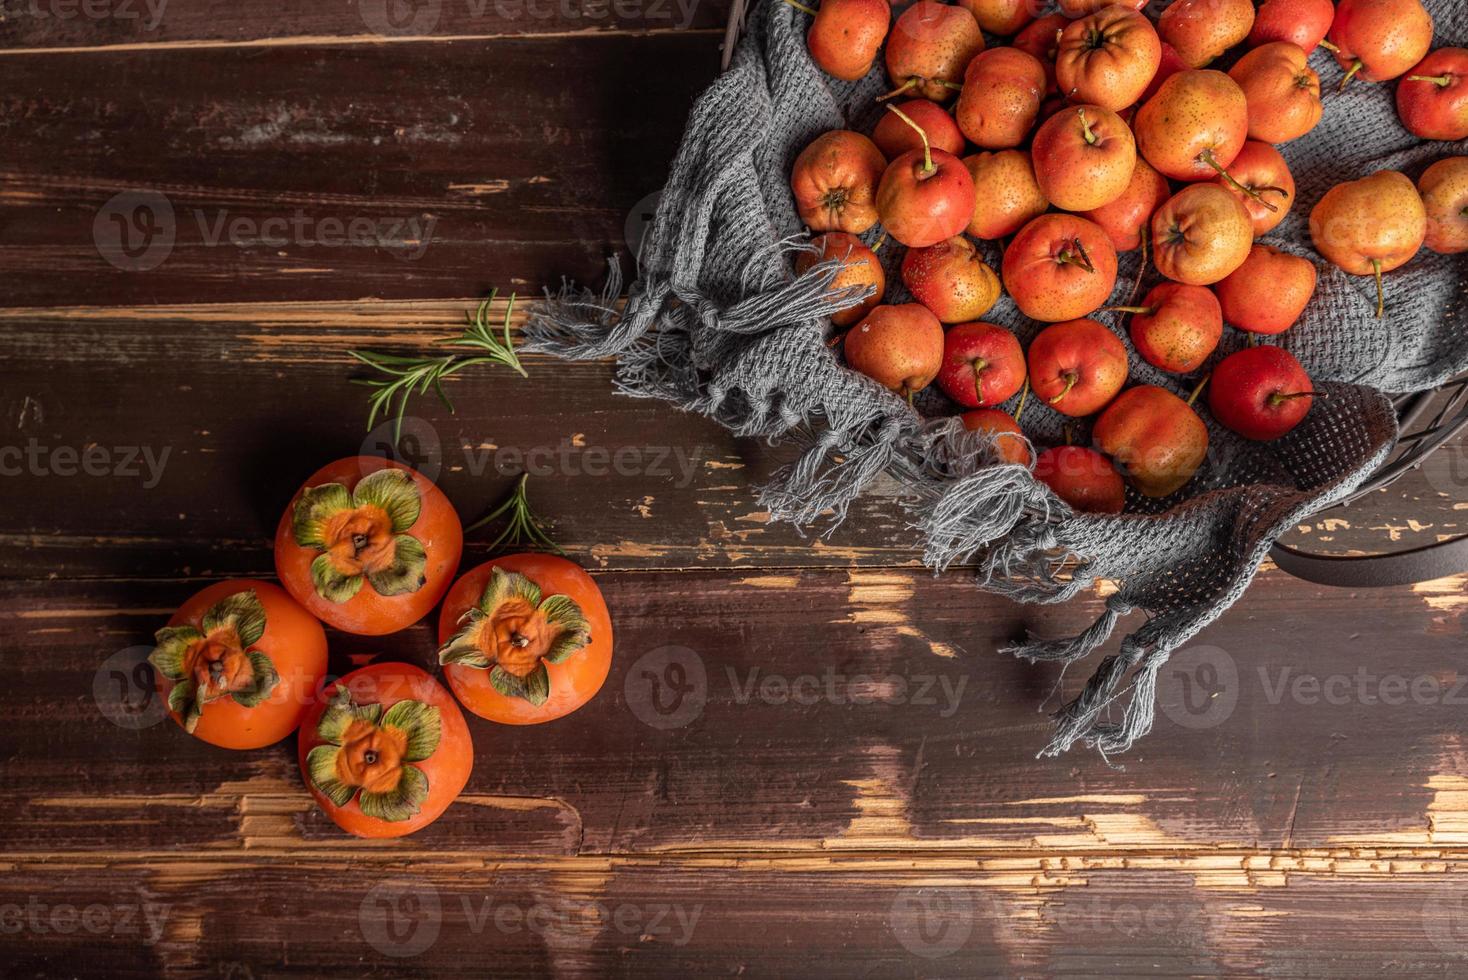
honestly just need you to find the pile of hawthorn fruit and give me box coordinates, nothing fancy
[789,0,1466,513]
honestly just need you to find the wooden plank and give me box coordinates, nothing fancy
[0,299,1460,576]
[6,857,1468,976]
[1,0,733,50]
[0,34,718,306]
[6,566,1466,860]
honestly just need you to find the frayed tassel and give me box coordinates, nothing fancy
[977,522,1094,604]
[1003,595,1133,665]
[684,255,874,336]
[524,261,673,361]
[1039,641,1170,759]
[915,463,1055,573]
[759,418,911,529]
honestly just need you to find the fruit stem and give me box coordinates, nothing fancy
[1269,390,1320,405]
[1318,39,1340,54]
[971,358,988,404]
[779,0,818,15]
[1186,373,1210,407]
[876,77,919,103]
[1406,74,1453,87]
[872,232,887,252]
[1049,372,1078,406]
[1128,227,1149,305]
[1200,147,1278,212]
[1014,378,1029,424]
[939,79,964,92]
[1056,238,1096,274]
[1077,107,1098,146]
[1371,258,1384,319]
[885,103,934,175]
[1339,59,1363,92]
[905,387,915,407]
[1099,305,1155,315]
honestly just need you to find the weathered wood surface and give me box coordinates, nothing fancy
[3,4,1468,977]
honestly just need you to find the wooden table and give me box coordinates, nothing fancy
[4,4,1468,976]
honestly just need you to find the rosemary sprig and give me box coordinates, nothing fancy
[349,291,528,444]
[466,473,565,555]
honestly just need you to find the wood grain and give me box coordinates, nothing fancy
[5,568,1468,974]
[0,299,1461,578]
[1,0,734,50]
[0,34,718,306]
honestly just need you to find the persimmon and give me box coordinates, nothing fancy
[148,579,327,749]
[274,457,463,635]
[438,554,614,725]
[297,662,473,839]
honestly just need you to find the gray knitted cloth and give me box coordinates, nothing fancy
[529,0,1468,757]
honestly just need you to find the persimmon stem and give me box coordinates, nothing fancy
[779,0,818,14]
[1339,59,1363,91]
[876,77,919,102]
[1200,147,1278,212]
[1372,258,1384,319]
[1187,373,1210,407]
[1014,377,1029,424]
[885,103,934,175]
[1049,372,1078,406]
[1407,74,1453,87]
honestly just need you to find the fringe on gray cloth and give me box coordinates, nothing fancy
[527,0,1468,758]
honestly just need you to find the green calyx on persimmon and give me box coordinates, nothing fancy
[437,566,591,707]
[291,467,428,603]
[148,590,279,733]
[305,687,441,823]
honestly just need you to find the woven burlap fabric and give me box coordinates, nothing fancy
[530,0,1468,757]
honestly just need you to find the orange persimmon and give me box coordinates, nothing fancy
[297,662,473,838]
[274,457,463,635]
[148,579,327,749]
[437,554,614,725]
